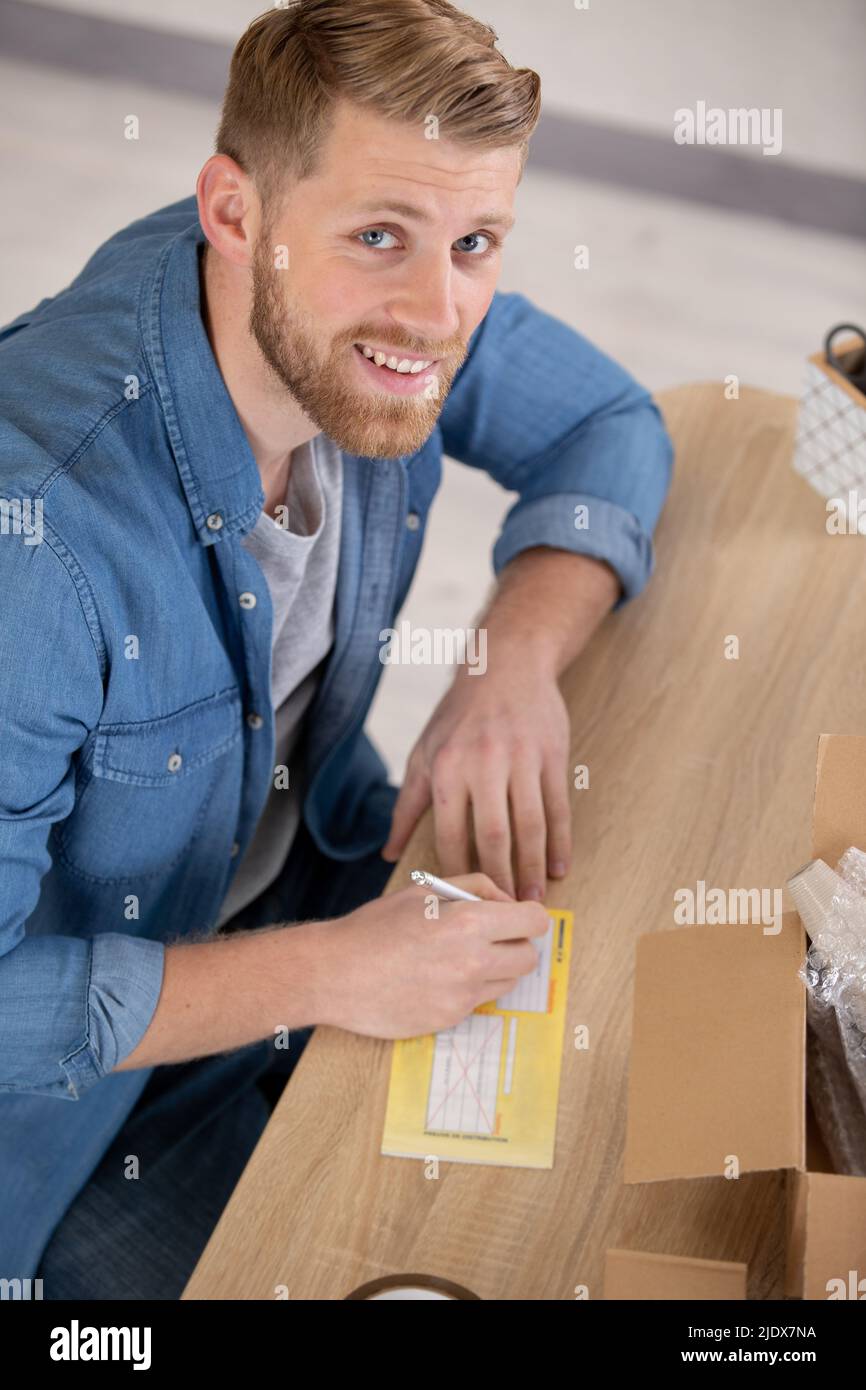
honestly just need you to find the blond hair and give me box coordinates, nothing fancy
[216,0,541,213]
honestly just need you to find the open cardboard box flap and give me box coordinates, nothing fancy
[811,734,866,868]
[623,734,866,1296]
[623,917,805,1183]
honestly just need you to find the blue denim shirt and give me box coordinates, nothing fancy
[0,195,673,1275]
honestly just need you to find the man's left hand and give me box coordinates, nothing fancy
[381,661,572,899]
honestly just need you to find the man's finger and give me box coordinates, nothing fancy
[472,899,550,942]
[441,871,513,902]
[381,765,431,862]
[471,978,521,1008]
[470,759,515,897]
[509,761,547,901]
[431,758,472,877]
[541,753,572,879]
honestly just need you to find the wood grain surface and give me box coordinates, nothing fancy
[183,383,866,1300]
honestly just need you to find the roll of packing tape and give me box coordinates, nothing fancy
[345,1273,480,1300]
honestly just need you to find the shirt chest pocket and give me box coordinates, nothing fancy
[56,689,243,883]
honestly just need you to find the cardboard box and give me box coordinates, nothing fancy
[605,1249,747,1300]
[622,734,866,1300]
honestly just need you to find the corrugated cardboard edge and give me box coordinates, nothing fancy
[785,1170,809,1298]
[604,1248,747,1300]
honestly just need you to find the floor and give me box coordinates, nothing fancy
[2,1,865,778]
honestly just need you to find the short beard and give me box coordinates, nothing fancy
[248,227,465,459]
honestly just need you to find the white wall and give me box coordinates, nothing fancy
[22,0,866,178]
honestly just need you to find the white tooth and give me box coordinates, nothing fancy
[374,352,387,367]
[386,356,399,370]
[396,359,413,373]
[362,345,374,358]
[409,361,424,374]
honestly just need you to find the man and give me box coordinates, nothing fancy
[0,0,673,1298]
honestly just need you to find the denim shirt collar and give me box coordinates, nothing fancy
[142,216,266,547]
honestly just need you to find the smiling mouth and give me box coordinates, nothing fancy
[353,342,438,375]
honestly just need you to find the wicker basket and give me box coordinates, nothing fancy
[793,325,866,499]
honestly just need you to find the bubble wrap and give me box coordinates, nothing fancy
[799,846,866,1176]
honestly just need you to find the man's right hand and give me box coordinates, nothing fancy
[308,873,551,1039]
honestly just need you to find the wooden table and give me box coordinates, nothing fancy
[183,383,866,1300]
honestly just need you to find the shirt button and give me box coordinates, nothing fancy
[230,840,240,857]
[246,712,263,730]
[206,512,224,531]
[167,752,183,772]
[406,511,421,531]
[238,591,257,609]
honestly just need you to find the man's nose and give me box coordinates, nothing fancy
[384,250,461,350]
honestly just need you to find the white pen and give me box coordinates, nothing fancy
[410,869,481,903]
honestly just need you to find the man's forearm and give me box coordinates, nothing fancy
[113,920,327,1073]
[469,547,621,681]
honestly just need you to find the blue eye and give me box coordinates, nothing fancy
[358,229,399,249]
[356,228,497,257]
[454,233,492,255]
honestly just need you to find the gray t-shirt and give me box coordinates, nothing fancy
[216,433,342,928]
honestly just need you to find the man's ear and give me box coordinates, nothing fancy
[196,154,259,270]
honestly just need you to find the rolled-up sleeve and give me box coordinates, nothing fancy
[0,502,165,1099]
[1,933,165,1099]
[438,290,674,608]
